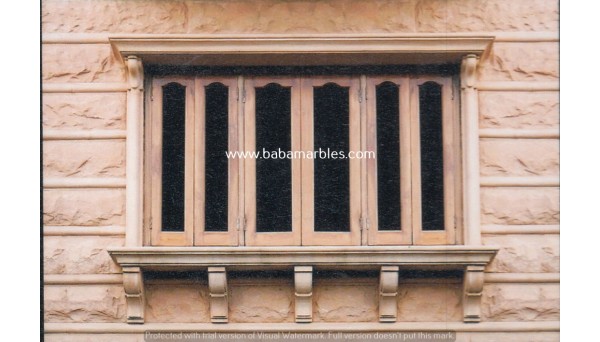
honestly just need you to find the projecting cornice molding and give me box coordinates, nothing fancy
[109,34,494,66]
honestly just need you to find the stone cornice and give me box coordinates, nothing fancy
[109,34,494,65]
[108,246,497,270]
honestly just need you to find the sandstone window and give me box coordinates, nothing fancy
[146,72,459,247]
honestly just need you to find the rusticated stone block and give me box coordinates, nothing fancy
[187,0,415,34]
[145,284,210,323]
[44,285,126,323]
[43,189,125,226]
[42,44,125,83]
[229,283,294,323]
[484,234,559,273]
[454,332,559,342]
[313,281,378,322]
[479,91,559,129]
[480,139,559,176]
[416,0,558,32]
[478,43,559,81]
[42,0,187,33]
[43,140,125,178]
[482,284,559,321]
[481,188,559,225]
[44,236,123,274]
[396,283,462,322]
[43,93,126,130]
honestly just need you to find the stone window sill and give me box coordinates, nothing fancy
[108,246,497,324]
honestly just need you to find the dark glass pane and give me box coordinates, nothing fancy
[161,83,186,232]
[255,84,292,232]
[376,82,401,231]
[313,83,350,232]
[204,83,229,232]
[419,82,445,231]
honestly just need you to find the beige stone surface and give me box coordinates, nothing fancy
[145,284,210,323]
[42,0,188,33]
[479,91,559,129]
[482,284,559,321]
[484,234,559,273]
[43,93,126,130]
[415,0,558,32]
[478,43,559,81]
[43,140,125,178]
[44,236,123,274]
[229,283,294,323]
[43,189,125,226]
[396,283,462,322]
[44,285,126,323]
[42,0,559,34]
[45,335,144,342]
[481,188,559,225]
[42,44,125,83]
[313,281,378,322]
[455,332,559,342]
[480,139,559,176]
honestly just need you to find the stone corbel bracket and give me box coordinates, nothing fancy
[208,267,229,323]
[379,266,399,322]
[122,267,145,324]
[294,266,313,323]
[463,265,486,323]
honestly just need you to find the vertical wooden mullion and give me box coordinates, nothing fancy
[300,78,314,245]
[441,78,456,244]
[183,80,195,245]
[399,77,413,244]
[243,78,257,245]
[150,80,163,246]
[410,78,424,244]
[194,79,206,245]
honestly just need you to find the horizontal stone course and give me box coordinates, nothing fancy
[42,0,557,34]
[43,140,125,178]
[484,234,559,273]
[314,281,378,322]
[481,188,559,225]
[397,283,462,322]
[477,42,558,81]
[43,93,126,130]
[480,139,559,176]
[44,285,126,323]
[42,44,125,83]
[43,189,125,226]
[482,284,559,321]
[230,283,294,323]
[44,236,123,274]
[146,284,211,323]
[479,91,559,129]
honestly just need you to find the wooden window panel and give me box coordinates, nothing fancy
[410,77,456,245]
[150,78,195,246]
[301,76,361,246]
[194,77,240,246]
[244,77,302,246]
[366,77,412,245]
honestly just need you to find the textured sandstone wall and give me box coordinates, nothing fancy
[42,0,559,340]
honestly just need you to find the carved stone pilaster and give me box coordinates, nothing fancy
[379,266,399,322]
[125,55,144,248]
[463,265,485,322]
[294,266,313,323]
[122,267,145,324]
[208,267,228,323]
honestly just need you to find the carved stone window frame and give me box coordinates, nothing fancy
[109,34,497,325]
